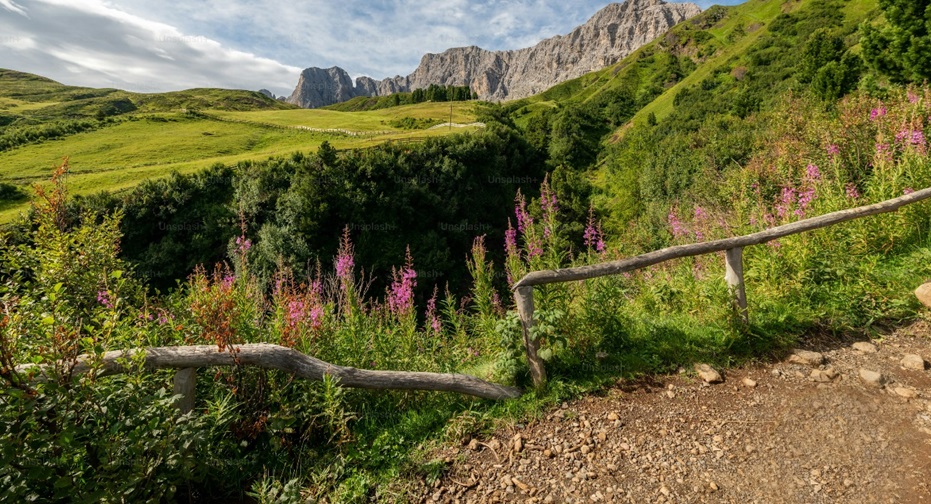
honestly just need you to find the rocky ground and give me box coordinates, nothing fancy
[415,322,931,504]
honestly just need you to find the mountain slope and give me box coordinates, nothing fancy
[287,0,701,108]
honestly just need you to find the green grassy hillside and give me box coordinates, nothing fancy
[0,70,480,222]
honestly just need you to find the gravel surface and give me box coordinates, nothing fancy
[414,322,931,503]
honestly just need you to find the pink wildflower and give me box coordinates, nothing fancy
[845,183,860,200]
[514,192,533,233]
[96,290,112,309]
[504,223,519,256]
[668,210,687,239]
[235,235,252,254]
[870,106,887,121]
[388,247,417,316]
[335,227,355,281]
[806,164,821,181]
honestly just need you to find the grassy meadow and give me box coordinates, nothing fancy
[0,71,480,222]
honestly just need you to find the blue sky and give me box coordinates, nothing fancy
[0,0,745,97]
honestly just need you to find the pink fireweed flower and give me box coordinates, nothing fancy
[97,290,112,309]
[794,187,816,218]
[514,191,533,233]
[904,188,915,195]
[826,144,840,157]
[286,300,305,328]
[776,187,796,219]
[309,305,324,330]
[388,248,417,316]
[235,235,252,254]
[870,106,887,121]
[668,210,688,239]
[335,227,355,281]
[805,164,821,181]
[527,235,544,258]
[909,91,919,104]
[694,205,707,220]
[583,205,603,250]
[845,183,861,200]
[911,130,926,146]
[425,288,441,335]
[504,223,519,256]
[221,274,236,289]
[876,143,890,154]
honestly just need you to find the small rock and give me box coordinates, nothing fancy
[709,482,719,492]
[810,369,834,383]
[695,364,723,384]
[544,449,553,458]
[607,412,619,421]
[915,283,931,308]
[895,387,918,399]
[852,341,878,353]
[666,390,676,399]
[660,486,670,496]
[742,378,758,388]
[859,368,885,387]
[901,354,927,371]
[467,438,480,451]
[512,434,524,453]
[581,445,591,455]
[789,350,825,367]
[512,477,530,492]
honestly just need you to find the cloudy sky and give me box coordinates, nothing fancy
[0,0,745,97]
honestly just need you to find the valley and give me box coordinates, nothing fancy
[2,0,931,501]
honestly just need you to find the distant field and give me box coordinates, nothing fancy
[0,99,480,223]
[211,102,477,131]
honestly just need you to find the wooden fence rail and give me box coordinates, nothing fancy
[15,344,523,405]
[512,187,931,388]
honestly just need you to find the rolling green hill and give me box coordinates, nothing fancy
[0,70,481,222]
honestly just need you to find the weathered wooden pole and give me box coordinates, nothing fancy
[172,368,197,414]
[15,344,522,401]
[515,286,547,389]
[724,247,748,324]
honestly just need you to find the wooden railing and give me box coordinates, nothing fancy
[512,187,931,388]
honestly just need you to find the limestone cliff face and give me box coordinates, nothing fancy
[287,0,701,108]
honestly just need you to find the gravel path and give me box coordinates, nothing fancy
[416,323,931,503]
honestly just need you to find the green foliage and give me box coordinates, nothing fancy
[862,0,931,83]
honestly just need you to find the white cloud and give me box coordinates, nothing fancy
[0,0,301,95]
[0,0,27,17]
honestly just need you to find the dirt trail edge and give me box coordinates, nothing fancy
[416,322,931,504]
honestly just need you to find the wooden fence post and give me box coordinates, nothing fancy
[173,368,196,414]
[724,247,748,324]
[515,286,547,389]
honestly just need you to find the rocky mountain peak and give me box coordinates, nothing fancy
[287,0,701,108]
